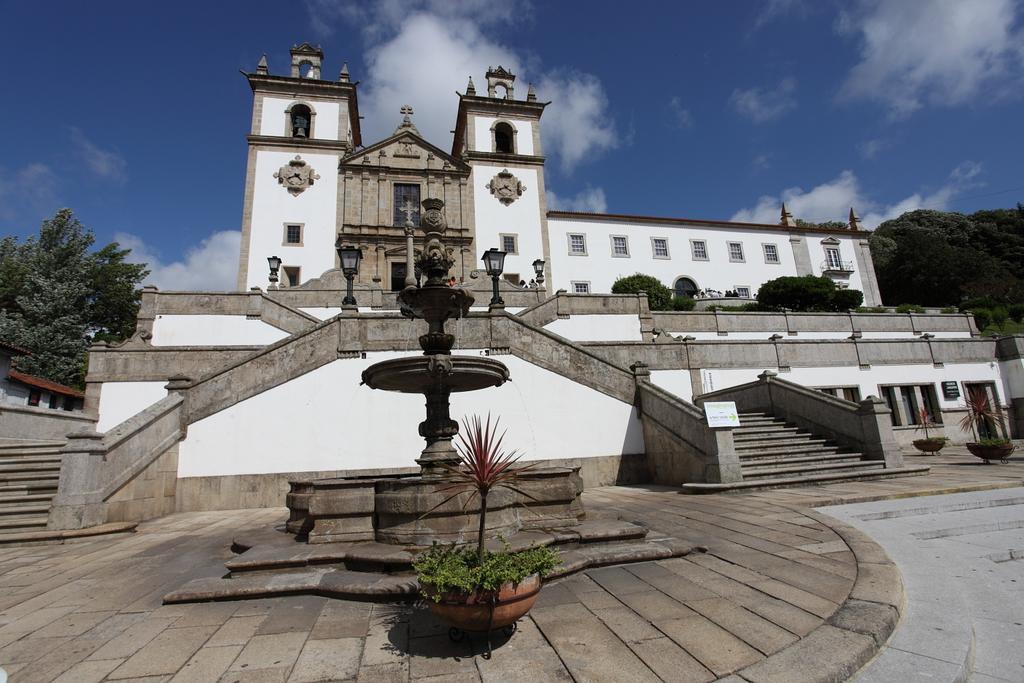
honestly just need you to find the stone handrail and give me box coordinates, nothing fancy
[652,310,977,336]
[632,368,740,485]
[0,403,96,440]
[696,371,903,467]
[48,393,184,530]
[255,293,321,333]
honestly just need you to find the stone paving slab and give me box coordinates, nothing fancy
[2,451,1022,681]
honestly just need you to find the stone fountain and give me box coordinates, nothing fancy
[164,199,698,604]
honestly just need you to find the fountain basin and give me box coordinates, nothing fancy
[361,354,509,394]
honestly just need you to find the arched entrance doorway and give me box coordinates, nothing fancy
[674,277,698,298]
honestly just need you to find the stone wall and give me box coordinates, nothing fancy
[0,403,95,441]
[653,310,977,337]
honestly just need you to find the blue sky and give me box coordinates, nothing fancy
[1,0,1022,289]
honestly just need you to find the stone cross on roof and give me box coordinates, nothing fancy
[394,105,420,135]
[401,199,417,229]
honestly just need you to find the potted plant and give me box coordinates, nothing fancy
[958,393,1016,463]
[912,408,948,454]
[414,414,559,639]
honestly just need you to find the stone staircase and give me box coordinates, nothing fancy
[0,440,63,533]
[682,412,928,493]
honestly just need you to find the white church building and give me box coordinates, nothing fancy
[237,43,880,305]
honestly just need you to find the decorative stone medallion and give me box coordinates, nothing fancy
[486,168,526,206]
[274,156,320,196]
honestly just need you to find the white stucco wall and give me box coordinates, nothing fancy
[245,151,339,290]
[547,216,867,298]
[472,164,545,284]
[259,96,342,141]
[150,315,289,346]
[471,116,534,155]
[544,315,643,342]
[96,381,168,432]
[177,350,644,478]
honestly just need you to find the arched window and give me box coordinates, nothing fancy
[493,122,515,154]
[290,104,312,138]
[674,277,698,299]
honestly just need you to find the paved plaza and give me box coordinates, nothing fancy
[0,449,1021,682]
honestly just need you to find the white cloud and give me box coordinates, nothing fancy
[729,77,797,123]
[837,0,1024,118]
[116,230,241,291]
[859,138,889,160]
[546,187,608,213]
[307,3,616,174]
[70,128,127,183]
[668,96,694,128]
[0,163,58,221]
[752,0,809,30]
[751,154,772,171]
[730,161,983,228]
[536,71,618,172]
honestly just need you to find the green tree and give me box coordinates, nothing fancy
[0,209,149,386]
[611,273,674,311]
[757,275,837,311]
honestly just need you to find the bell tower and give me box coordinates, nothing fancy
[236,44,362,290]
[452,67,552,286]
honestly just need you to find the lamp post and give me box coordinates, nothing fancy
[337,245,362,308]
[481,248,507,308]
[267,255,282,289]
[532,258,545,286]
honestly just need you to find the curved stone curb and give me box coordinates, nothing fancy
[728,508,905,683]
[0,521,136,548]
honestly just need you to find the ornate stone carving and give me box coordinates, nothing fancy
[486,168,526,205]
[274,156,320,196]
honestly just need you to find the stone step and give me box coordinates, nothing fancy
[0,441,64,453]
[680,465,932,494]
[0,503,49,517]
[737,412,769,418]
[0,462,61,474]
[0,482,57,493]
[739,452,865,467]
[0,473,60,486]
[734,425,803,436]
[0,515,49,531]
[741,460,884,480]
[0,492,55,505]
[735,439,832,453]
[736,417,784,425]
[0,455,62,467]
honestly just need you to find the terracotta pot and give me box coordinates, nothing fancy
[913,438,946,454]
[424,573,542,632]
[966,442,1016,463]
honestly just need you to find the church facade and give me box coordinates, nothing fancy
[237,44,880,305]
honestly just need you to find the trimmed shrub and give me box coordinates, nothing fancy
[831,289,865,311]
[855,306,889,313]
[960,297,1000,312]
[973,308,992,331]
[991,306,1008,330]
[671,296,696,311]
[1009,303,1024,323]
[940,306,957,314]
[895,303,926,314]
[611,274,673,311]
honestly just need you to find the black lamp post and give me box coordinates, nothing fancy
[337,245,362,306]
[267,255,282,288]
[482,248,507,307]
[532,258,545,286]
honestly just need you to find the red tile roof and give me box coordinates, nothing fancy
[6,370,85,398]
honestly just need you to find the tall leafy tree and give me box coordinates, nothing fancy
[0,209,149,387]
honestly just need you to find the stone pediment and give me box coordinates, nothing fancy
[342,132,470,173]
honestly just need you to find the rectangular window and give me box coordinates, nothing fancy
[651,237,670,259]
[390,262,407,292]
[48,394,58,409]
[283,224,303,246]
[728,242,745,262]
[393,183,421,226]
[735,286,751,299]
[763,243,780,264]
[611,235,630,257]
[879,384,942,427]
[500,233,518,254]
[571,281,591,294]
[825,247,843,269]
[816,386,862,402]
[691,240,708,261]
[28,389,40,407]
[282,266,301,288]
[568,233,587,255]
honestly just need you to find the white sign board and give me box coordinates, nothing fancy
[704,401,740,428]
